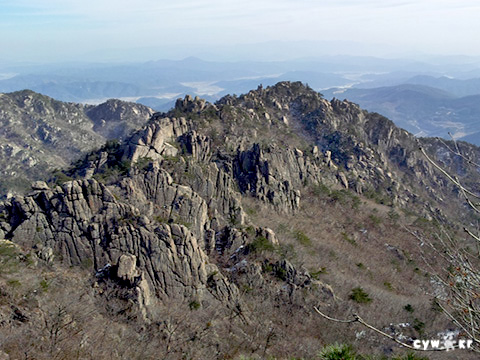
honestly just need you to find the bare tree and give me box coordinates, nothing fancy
[314,140,480,354]
[418,143,480,351]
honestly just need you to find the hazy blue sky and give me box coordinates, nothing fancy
[2,0,480,62]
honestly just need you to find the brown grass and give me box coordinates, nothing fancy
[240,184,475,359]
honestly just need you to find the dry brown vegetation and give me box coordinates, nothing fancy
[1,184,476,359]
[240,181,478,359]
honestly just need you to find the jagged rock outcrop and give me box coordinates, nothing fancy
[120,165,209,242]
[0,179,239,307]
[125,115,189,163]
[175,95,208,113]
[1,82,472,264]
[182,161,245,228]
[234,144,300,211]
[179,130,212,162]
[229,144,354,212]
[211,82,480,213]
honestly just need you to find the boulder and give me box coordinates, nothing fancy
[31,181,49,191]
[117,254,139,283]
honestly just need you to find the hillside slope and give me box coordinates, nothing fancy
[0,82,479,359]
[0,90,154,194]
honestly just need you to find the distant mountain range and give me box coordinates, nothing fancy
[0,59,354,109]
[406,75,480,97]
[2,56,480,145]
[323,83,480,144]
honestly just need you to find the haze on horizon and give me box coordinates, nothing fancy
[1,0,480,64]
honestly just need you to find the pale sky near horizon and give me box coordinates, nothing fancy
[1,0,480,63]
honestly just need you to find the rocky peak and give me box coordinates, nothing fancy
[86,99,155,140]
[175,94,208,113]
[0,90,153,195]
[162,81,480,217]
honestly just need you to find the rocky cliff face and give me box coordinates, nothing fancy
[1,82,479,359]
[0,176,239,319]
[0,90,154,195]
[209,82,480,219]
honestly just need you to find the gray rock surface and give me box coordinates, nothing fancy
[1,178,238,306]
[0,90,153,194]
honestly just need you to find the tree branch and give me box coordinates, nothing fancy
[419,146,480,200]
[314,307,455,352]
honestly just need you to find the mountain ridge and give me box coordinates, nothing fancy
[0,82,479,359]
[0,89,154,194]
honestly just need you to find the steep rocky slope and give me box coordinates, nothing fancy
[1,82,479,359]
[0,90,154,195]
